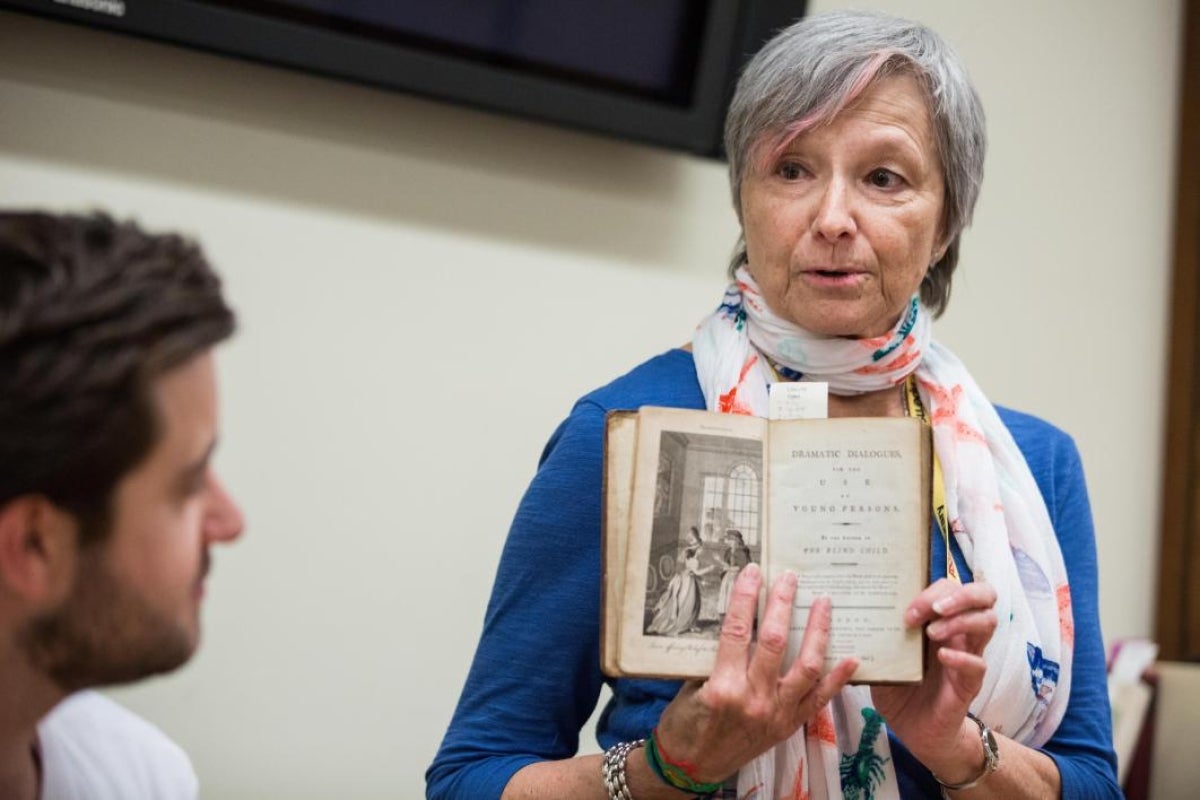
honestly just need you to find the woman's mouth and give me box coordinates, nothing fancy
[801,268,867,287]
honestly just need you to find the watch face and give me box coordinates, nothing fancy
[982,726,1000,769]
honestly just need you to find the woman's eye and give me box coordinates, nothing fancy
[777,162,805,180]
[868,168,902,189]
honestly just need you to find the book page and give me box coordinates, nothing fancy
[615,407,767,679]
[764,417,929,683]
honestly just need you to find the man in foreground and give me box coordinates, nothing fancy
[0,211,244,798]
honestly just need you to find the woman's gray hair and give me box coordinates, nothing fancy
[724,10,986,317]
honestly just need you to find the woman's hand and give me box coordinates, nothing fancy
[871,578,998,779]
[653,564,858,785]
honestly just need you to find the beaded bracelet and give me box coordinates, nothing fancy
[645,728,723,797]
[602,739,644,800]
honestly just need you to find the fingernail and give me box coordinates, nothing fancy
[742,562,760,581]
[783,570,797,588]
[932,598,949,615]
[906,607,921,623]
[927,621,945,638]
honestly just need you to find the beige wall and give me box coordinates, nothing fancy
[0,0,1181,796]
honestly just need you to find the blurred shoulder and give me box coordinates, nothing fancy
[38,691,198,800]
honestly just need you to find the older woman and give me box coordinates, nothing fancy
[428,10,1118,800]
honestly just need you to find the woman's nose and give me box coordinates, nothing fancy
[812,178,857,242]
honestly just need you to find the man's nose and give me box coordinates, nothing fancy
[204,471,244,545]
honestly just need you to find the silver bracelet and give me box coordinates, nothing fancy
[601,739,645,800]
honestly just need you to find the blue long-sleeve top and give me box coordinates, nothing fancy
[427,349,1120,799]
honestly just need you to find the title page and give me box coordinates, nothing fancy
[764,417,929,682]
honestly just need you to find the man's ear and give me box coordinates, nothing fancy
[0,497,78,604]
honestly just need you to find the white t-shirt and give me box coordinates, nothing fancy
[37,691,198,800]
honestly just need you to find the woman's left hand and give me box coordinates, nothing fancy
[871,578,998,770]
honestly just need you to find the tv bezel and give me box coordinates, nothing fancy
[0,0,806,158]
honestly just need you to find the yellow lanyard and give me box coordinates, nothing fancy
[902,375,960,583]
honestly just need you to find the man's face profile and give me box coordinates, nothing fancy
[22,352,243,691]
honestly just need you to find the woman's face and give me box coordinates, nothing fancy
[739,73,946,339]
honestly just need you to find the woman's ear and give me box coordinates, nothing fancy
[931,229,950,267]
[0,497,78,605]
[931,210,953,266]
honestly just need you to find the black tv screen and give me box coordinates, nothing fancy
[0,0,807,158]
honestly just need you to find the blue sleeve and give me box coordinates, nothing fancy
[1036,437,1121,799]
[425,401,609,800]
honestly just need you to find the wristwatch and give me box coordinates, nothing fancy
[933,712,1000,795]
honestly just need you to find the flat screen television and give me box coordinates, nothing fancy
[0,0,808,158]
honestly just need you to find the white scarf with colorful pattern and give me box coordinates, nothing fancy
[692,267,1073,800]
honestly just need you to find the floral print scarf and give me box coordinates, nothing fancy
[692,266,1073,800]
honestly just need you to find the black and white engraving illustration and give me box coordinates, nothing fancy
[643,431,762,639]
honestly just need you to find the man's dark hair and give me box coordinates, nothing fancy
[0,211,235,544]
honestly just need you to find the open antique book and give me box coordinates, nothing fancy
[602,406,931,683]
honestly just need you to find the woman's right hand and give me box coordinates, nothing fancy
[652,563,858,786]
